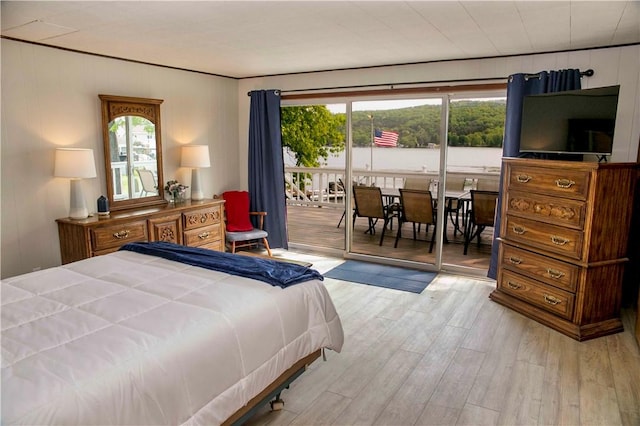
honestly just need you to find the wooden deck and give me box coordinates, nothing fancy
[286,204,493,271]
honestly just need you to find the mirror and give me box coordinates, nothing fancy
[100,94,165,211]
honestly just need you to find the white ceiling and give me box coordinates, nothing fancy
[2,1,639,79]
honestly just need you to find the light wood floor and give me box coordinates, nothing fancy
[244,251,640,426]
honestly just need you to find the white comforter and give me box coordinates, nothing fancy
[1,251,343,425]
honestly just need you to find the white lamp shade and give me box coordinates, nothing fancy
[54,148,97,178]
[181,145,211,168]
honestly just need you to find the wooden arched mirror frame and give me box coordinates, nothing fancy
[100,94,165,211]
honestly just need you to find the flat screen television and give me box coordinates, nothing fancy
[519,85,619,159]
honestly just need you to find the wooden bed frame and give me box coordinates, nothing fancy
[223,349,321,425]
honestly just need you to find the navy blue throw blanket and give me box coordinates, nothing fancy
[119,242,323,288]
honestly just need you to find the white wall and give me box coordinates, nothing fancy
[3,40,639,278]
[1,39,240,278]
[238,45,640,186]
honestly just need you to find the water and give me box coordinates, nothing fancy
[285,146,503,173]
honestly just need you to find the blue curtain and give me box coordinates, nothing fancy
[248,89,288,249]
[487,69,582,279]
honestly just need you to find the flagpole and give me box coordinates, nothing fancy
[368,114,374,185]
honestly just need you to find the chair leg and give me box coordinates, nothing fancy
[394,219,404,248]
[412,222,418,240]
[476,225,485,247]
[463,213,472,255]
[453,209,460,236]
[337,210,346,228]
[429,225,436,253]
[231,241,237,254]
[464,220,485,255]
[379,217,390,246]
[262,238,272,256]
[366,218,378,235]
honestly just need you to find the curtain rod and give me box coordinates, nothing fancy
[246,69,594,96]
[246,76,508,96]
[524,68,594,80]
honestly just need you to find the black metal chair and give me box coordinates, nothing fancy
[463,190,498,255]
[394,189,436,252]
[352,185,399,246]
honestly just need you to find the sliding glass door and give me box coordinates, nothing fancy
[441,96,505,271]
[281,89,505,274]
[281,102,348,254]
[348,98,443,268]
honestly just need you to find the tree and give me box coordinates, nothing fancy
[281,106,345,167]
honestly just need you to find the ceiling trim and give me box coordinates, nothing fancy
[242,42,640,80]
[0,36,238,80]
[2,35,639,81]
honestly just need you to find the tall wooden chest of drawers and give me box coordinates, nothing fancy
[57,199,225,264]
[490,158,638,341]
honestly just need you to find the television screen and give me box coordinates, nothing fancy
[519,85,619,157]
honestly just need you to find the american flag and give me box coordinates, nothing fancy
[374,129,398,147]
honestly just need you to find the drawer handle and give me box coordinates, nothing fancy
[113,230,130,239]
[507,281,522,290]
[551,235,570,246]
[198,231,210,239]
[555,179,575,189]
[512,225,526,235]
[546,268,565,279]
[508,256,523,265]
[516,174,532,183]
[544,294,562,306]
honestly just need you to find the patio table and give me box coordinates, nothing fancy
[381,188,470,242]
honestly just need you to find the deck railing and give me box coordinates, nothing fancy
[284,166,500,208]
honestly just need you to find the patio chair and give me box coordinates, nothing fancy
[404,177,431,191]
[220,191,272,256]
[136,168,157,196]
[463,190,498,255]
[352,185,399,246]
[394,189,436,252]
[476,177,500,191]
[403,177,434,233]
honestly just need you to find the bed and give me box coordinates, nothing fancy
[1,243,344,425]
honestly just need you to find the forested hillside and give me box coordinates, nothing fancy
[348,100,506,148]
[280,100,505,167]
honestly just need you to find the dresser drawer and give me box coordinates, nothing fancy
[499,270,575,320]
[507,165,590,200]
[91,221,148,251]
[197,239,225,252]
[505,190,586,229]
[503,215,583,260]
[183,207,222,231]
[184,224,222,247]
[501,244,579,292]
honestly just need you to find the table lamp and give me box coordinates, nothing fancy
[54,148,97,219]
[181,145,210,201]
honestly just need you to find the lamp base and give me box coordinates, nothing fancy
[69,179,89,219]
[191,168,204,201]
